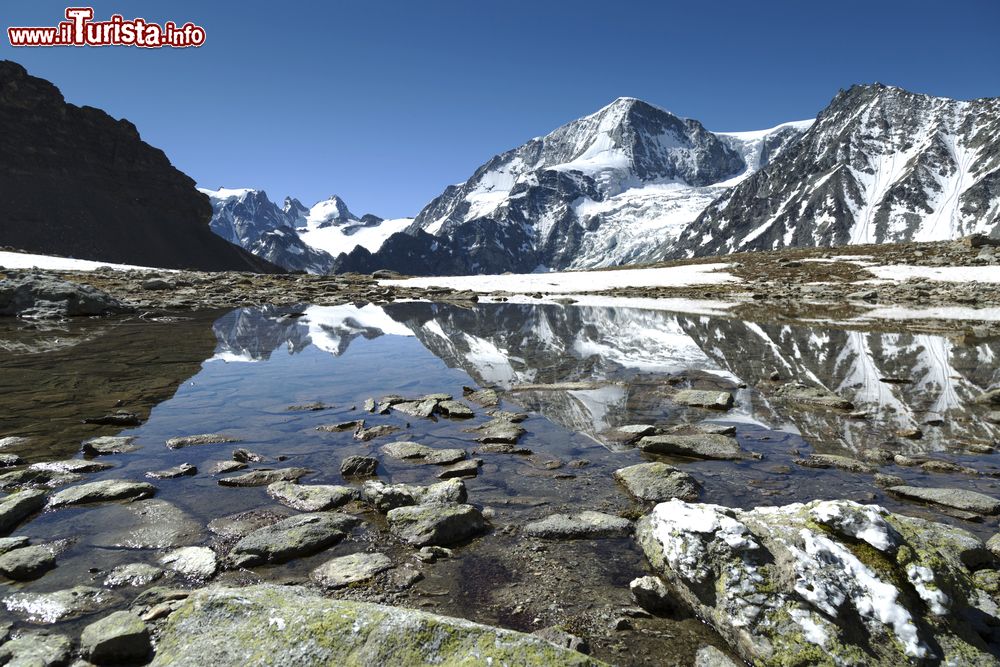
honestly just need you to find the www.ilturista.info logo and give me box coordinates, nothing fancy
[8,7,206,48]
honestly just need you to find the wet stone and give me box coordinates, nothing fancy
[165,433,240,449]
[208,460,247,475]
[0,634,72,666]
[889,485,1000,515]
[47,479,156,508]
[81,436,139,456]
[437,400,474,418]
[266,481,356,512]
[0,489,46,533]
[774,382,854,410]
[228,512,360,567]
[316,420,362,433]
[638,434,748,461]
[311,551,394,588]
[0,536,30,554]
[470,420,526,445]
[208,509,292,540]
[160,546,217,580]
[353,424,401,441]
[232,448,265,463]
[3,586,118,623]
[614,462,700,502]
[380,441,466,465]
[393,398,439,418]
[218,467,313,487]
[340,455,378,477]
[0,544,55,580]
[437,458,482,479]
[0,454,22,467]
[105,563,164,588]
[386,503,485,546]
[88,499,203,549]
[794,454,874,473]
[523,512,633,539]
[84,411,142,426]
[146,463,197,479]
[0,467,82,491]
[29,458,114,474]
[80,611,151,664]
[464,386,500,407]
[673,389,734,410]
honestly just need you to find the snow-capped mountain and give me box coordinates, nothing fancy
[675,84,1000,256]
[333,97,810,275]
[200,188,411,274]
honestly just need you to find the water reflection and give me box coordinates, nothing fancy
[205,302,1000,455]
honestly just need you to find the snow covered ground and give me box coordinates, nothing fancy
[866,265,1000,283]
[380,262,739,293]
[299,217,413,257]
[0,251,169,273]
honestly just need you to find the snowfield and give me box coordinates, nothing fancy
[0,251,171,273]
[299,217,413,257]
[380,262,739,293]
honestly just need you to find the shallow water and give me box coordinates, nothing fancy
[1,301,998,664]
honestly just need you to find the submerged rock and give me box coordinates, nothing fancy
[80,611,151,664]
[47,479,155,508]
[4,585,118,623]
[673,389,734,410]
[0,633,72,666]
[613,462,700,502]
[311,552,394,588]
[228,512,359,568]
[149,585,602,666]
[638,434,748,460]
[266,481,356,512]
[386,503,485,546]
[523,512,632,539]
[87,499,203,549]
[888,485,1000,515]
[636,498,998,666]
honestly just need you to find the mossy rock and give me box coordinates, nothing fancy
[149,585,604,666]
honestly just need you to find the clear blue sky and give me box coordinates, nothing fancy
[3,0,998,218]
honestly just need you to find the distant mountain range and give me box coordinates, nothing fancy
[212,84,999,275]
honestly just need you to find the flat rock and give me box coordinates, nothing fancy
[393,399,438,418]
[105,563,164,588]
[437,400,474,418]
[0,467,81,490]
[311,552,394,588]
[149,585,601,666]
[794,454,875,473]
[523,511,632,539]
[208,509,292,539]
[889,485,1000,515]
[208,460,247,475]
[614,462,700,502]
[463,386,500,407]
[228,512,359,568]
[340,455,377,477]
[636,498,997,666]
[471,420,526,445]
[638,434,748,460]
[82,436,139,456]
[386,503,485,546]
[218,467,313,487]
[266,481,356,512]
[160,546,217,579]
[47,479,156,508]
[29,459,114,474]
[81,610,151,664]
[774,382,854,410]
[380,441,466,465]
[4,585,118,623]
[146,463,197,479]
[673,389,734,410]
[165,433,240,449]
[316,420,363,433]
[0,535,30,554]
[353,424,401,441]
[437,458,481,479]
[0,544,55,580]
[0,633,72,666]
[0,488,46,533]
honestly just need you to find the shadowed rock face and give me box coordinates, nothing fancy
[0,60,280,273]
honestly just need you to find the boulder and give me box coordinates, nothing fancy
[0,274,132,319]
[386,503,485,546]
[105,563,164,588]
[613,462,700,502]
[160,546,218,579]
[81,435,139,456]
[636,498,998,666]
[228,512,359,567]
[523,512,632,539]
[340,455,378,477]
[80,611,151,664]
[380,441,466,465]
[361,479,467,512]
[266,481,356,512]
[0,544,55,580]
[149,585,602,666]
[311,552,394,588]
[47,479,155,508]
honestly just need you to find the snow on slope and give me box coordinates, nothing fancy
[0,251,172,272]
[300,217,413,257]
